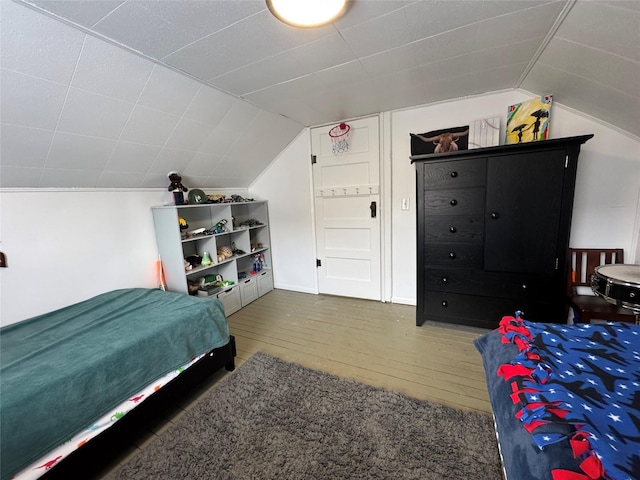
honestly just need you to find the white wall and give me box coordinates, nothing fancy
[0,190,161,325]
[248,90,640,306]
[0,187,248,326]
[249,131,317,294]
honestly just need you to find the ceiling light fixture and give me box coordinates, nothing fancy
[266,0,348,28]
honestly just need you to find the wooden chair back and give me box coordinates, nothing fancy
[567,248,624,293]
[566,248,637,324]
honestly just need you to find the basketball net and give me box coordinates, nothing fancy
[329,122,351,155]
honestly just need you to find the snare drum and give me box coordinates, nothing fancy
[591,264,640,312]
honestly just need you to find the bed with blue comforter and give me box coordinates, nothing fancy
[475,315,639,480]
[0,288,235,480]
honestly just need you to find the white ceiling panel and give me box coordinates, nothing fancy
[1,0,638,189]
[339,8,413,57]
[118,106,180,146]
[554,0,640,61]
[91,1,203,59]
[56,88,134,138]
[45,132,115,170]
[0,0,84,84]
[137,66,201,116]
[182,87,234,126]
[537,38,640,97]
[71,35,154,103]
[27,0,126,28]
[522,63,640,132]
[164,10,331,80]
[0,69,68,130]
[97,170,148,188]
[165,117,213,151]
[474,2,567,49]
[39,168,102,187]
[148,148,195,176]
[0,125,53,168]
[211,51,310,97]
[0,166,44,188]
[183,152,222,178]
[360,27,481,77]
[104,141,161,173]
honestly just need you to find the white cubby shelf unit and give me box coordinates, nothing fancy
[151,201,273,303]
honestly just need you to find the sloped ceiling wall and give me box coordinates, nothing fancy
[0,1,303,188]
[1,0,638,189]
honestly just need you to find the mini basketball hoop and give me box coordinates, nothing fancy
[329,122,351,154]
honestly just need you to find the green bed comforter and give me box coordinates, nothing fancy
[0,288,229,480]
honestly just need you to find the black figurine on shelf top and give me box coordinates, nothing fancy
[168,171,188,205]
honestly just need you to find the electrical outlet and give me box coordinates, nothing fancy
[401,198,409,210]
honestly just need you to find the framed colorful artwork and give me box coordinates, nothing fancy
[506,95,552,144]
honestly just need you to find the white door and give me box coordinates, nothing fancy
[311,116,381,300]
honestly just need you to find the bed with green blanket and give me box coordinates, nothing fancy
[0,288,235,480]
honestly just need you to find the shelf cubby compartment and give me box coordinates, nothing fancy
[151,201,272,309]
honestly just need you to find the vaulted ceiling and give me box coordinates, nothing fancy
[1,0,638,189]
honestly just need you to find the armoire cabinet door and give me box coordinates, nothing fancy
[484,149,566,274]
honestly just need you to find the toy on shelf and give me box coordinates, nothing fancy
[201,251,212,266]
[251,253,265,273]
[167,171,188,205]
[238,219,263,228]
[231,242,245,255]
[217,245,233,260]
[212,219,228,234]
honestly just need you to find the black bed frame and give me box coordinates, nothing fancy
[40,336,236,479]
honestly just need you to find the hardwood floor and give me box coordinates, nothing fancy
[229,289,492,414]
[42,289,494,479]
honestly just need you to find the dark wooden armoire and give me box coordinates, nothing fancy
[412,135,593,329]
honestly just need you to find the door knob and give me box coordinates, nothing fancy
[491,212,500,219]
[450,171,458,178]
[448,252,456,259]
[449,226,457,233]
[450,199,458,206]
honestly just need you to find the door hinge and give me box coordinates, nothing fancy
[311,154,317,165]
[316,259,321,267]
[565,155,569,168]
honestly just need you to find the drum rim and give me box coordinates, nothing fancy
[594,264,640,288]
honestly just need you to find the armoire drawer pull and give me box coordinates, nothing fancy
[448,252,456,259]
[522,284,528,290]
[450,199,458,206]
[449,226,457,233]
[491,212,500,219]
[442,277,448,284]
[450,171,458,178]
[441,300,448,307]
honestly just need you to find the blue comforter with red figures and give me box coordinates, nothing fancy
[495,315,640,480]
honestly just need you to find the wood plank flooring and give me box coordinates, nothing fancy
[229,289,492,414]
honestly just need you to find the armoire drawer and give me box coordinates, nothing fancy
[423,187,485,216]
[422,158,486,189]
[424,268,557,299]
[423,243,483,267]
[423,215,484,243]
[421,291,561,327]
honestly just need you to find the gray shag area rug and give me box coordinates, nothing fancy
[108,353,501,479]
